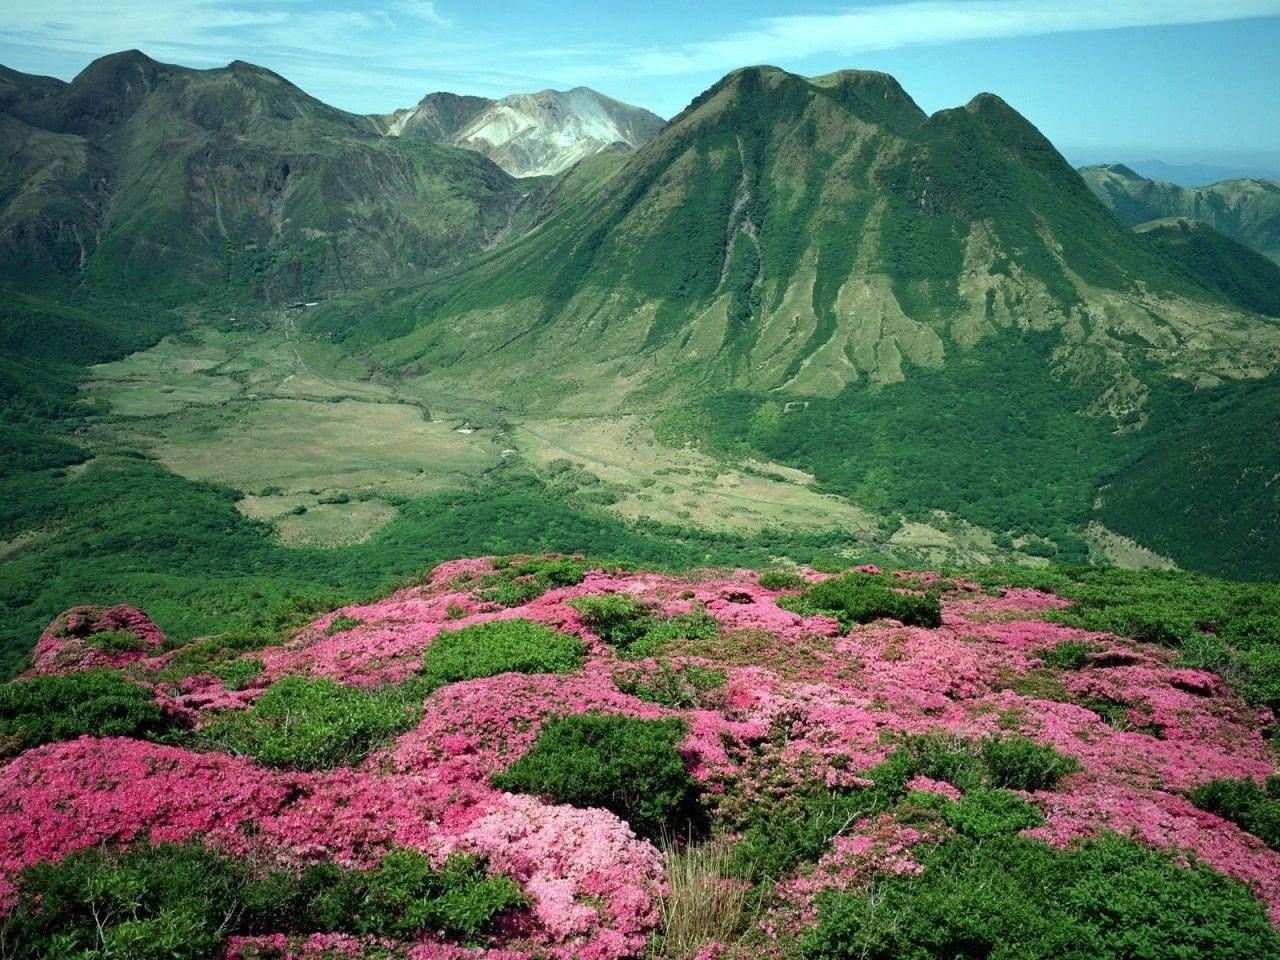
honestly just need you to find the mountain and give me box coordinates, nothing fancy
[373,91,492,142]
[0,50,527,302]
[378,86,665,177]
[1119,158,1280,188]
[1135,217,1280,318]
[1080,163,1280,264]
[309,65,1280,572]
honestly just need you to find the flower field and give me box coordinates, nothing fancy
[1,557,1278,958]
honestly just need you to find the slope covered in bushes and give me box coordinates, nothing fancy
[1,556,1278,958]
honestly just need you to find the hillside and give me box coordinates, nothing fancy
[307,66,1280,571]
[1135,217,1280,317]
[378,87,665,177]
[1,556,1278,958]
[1080,163,1280,264]
[0,50,527,302]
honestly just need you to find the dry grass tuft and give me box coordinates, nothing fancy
[658,836,750,959]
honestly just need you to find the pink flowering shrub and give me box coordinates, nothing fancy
[2,556,1278,957]
[29,605,166,675]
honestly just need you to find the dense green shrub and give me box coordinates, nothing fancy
[324,614,364,636]
[189,676,417,770]
[475,556,587,607]
[1041,639,1098,670]
[1189,776,1280,850]
[614,660,726,708]
[418,618,585,689]
[730,732,1077,882]
[942,788,1045,838]
[778,573,942,630]
[1,841,246,960]
[568,594,720,656]
[82,629,151,654]
[0,670,181,756]
[492,712,703,840]
[0,841,526,957]
[804,833,1280,959]
[758,569,808,590]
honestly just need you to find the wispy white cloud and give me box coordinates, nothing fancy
[397,1,449,27]
[612,0,1280,76]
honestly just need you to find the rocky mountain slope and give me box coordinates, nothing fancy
[2,556,1279,958]
[377,86,665,177]
[1081,163,1280,264]
[0,50,526,302]
[308,66,1280,574]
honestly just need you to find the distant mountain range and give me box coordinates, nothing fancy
[376,87,665,177]
[1079,163,1280,264]
[4,53,1280,579]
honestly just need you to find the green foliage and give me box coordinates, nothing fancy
[297,850,527,944]
[941,788,1045,838]
[0,840,525,957]
[730,732,1077,882]
[82,629,150,654]
[568,594,721,656]
[613,660,726,709]
[778,572,942,630]
[758,569,808,590]
[492,712,703,841]
[324,614,365,636]
[189,676,418,770]
[1188,777,1280,851]
[1041,639,1100,670]
[473,555,587,607]
[1,841,247,960]
[803,833,1280,960]
[418,618,585,689]
[0,670,181,757]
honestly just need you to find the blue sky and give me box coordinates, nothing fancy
[2,1,1279,172]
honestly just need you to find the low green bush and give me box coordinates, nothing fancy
[804,833,1280,959]
[568,594,719,656]
[324,614,365,636]
[1189,776,1280,850]
[0,670,181,757]
[614,660,725,708]
[492,712,703,841]
[83,629,150,654]
[942,788,1044,838]
[730,732,1077,882]
[1041,639,1098,670]
[418,618,585,689]
[474,556,587,607]
[778,573,942,630]
[758,570,807,591]
[188,676,418,770]
[0,840,526,957]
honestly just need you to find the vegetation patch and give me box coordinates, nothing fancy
[569,593,720,656]
[472,555,587,607]
[0,670,181,757]
[778,572,943,630]
[492,712,703,841]
[188,676,418,770]
[1189,777,1280,851]
[418,618,586,689]
[613,660,727,709]
[803,833,1280,960]
[0,840,525,959]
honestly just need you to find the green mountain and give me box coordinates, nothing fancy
[1080,163,1280,264]
[308,66,1280,571]
[1136,217,1280,318]
[0,50,527,303]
